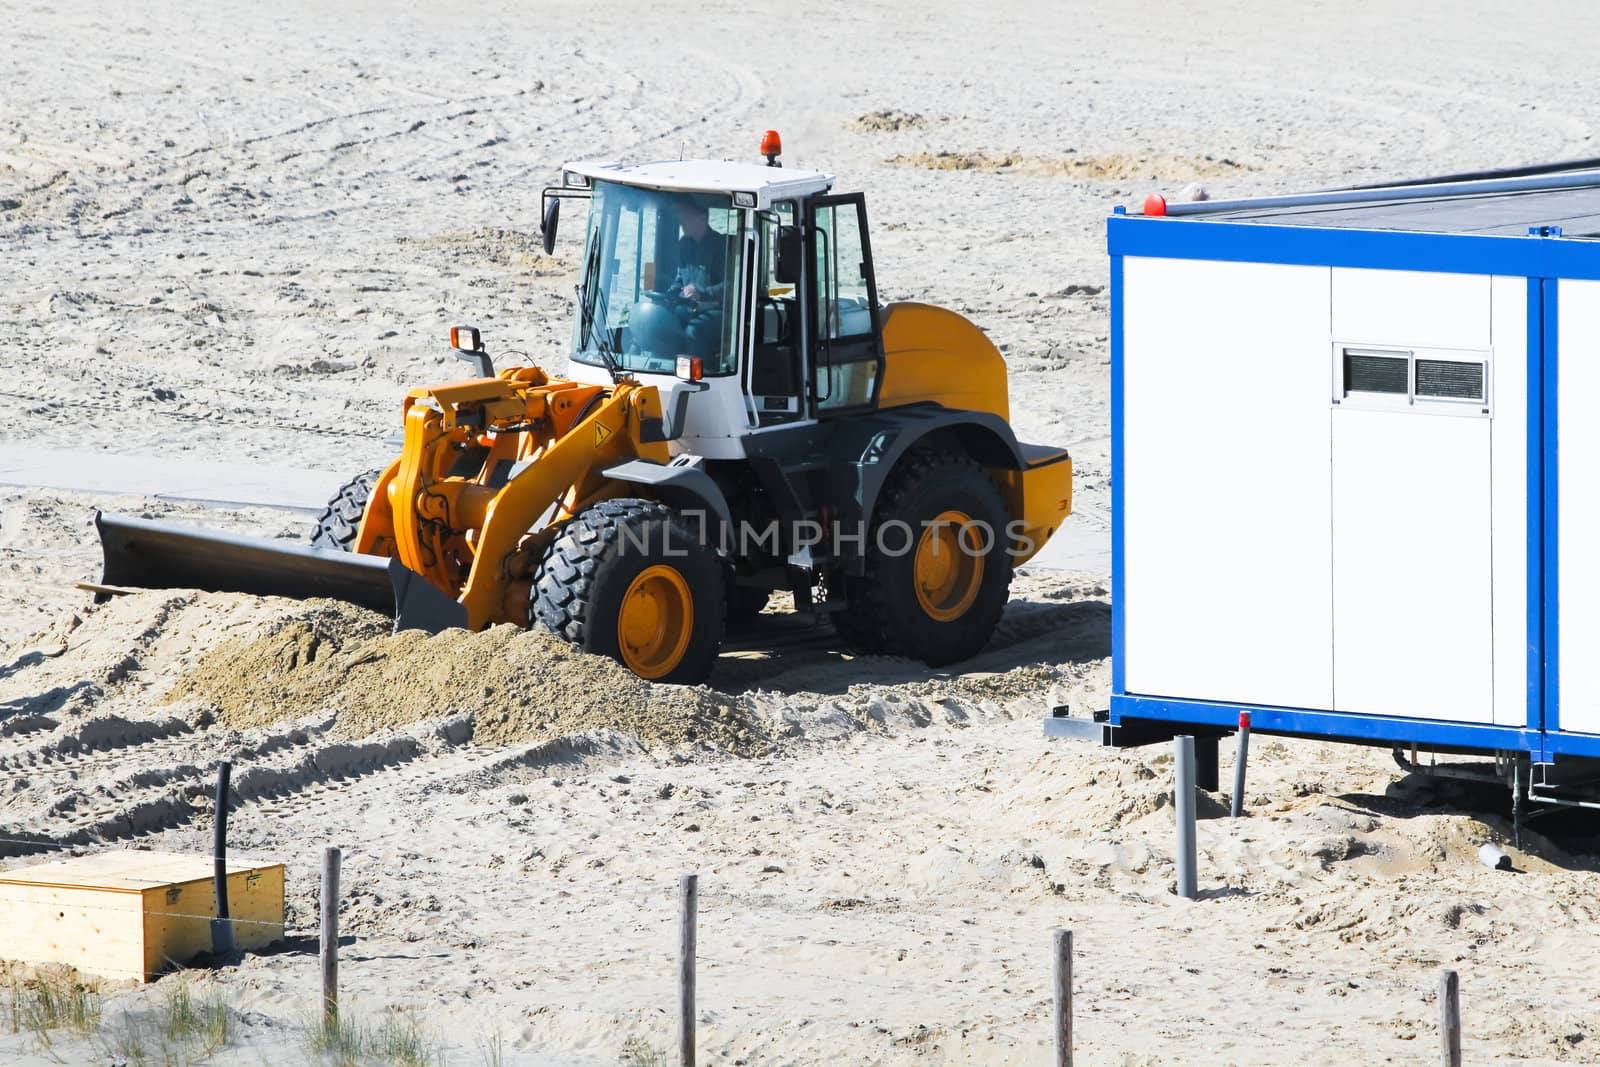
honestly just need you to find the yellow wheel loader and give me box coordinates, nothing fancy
[96,134,1073,683]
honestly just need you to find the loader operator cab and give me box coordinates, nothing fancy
[550,150,883,457]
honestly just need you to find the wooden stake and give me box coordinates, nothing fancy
[321,847,341,1030]
[679,873,698,1067]
[1052,929,1073,1067]
[1439,969,1461,1066]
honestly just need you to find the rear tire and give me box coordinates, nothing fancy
[836,448,1012,666]
[309,469,380,552]
[532,498,725,683]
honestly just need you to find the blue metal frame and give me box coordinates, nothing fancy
[1113,694,1539,751]
[1541,275,1561,757]
[1107,212,1600,759]
[1107,214,1600,281]
[1109,252,1126,697]
[1527,276,1546,759]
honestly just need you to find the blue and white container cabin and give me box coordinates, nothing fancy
[1060,162,1600,812]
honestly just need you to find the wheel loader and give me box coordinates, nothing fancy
[96,133,1073,682]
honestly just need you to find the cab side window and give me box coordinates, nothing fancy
[810,196,881,412]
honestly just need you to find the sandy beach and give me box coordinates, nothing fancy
[3,1,1600,1062]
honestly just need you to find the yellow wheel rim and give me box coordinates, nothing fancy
[617,564,694,679]
[913,509,985,623]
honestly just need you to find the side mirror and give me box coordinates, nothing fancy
[774,224,802,285]
[541,198,560,255]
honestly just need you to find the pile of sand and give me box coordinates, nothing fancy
[848,108,932,132]
[162,600,768,755]
[887,149,1253,180]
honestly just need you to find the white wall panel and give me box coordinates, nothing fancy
[1333,268,1490,351]
[1489,277,1528,727]
[1558,279,1600,734]
[1123,257,1333,708]
[1331,409,1493,721]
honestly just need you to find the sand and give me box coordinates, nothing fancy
[5,0,1600,1062]
[163,599,769,753]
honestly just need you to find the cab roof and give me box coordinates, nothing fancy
[562,159,835,209]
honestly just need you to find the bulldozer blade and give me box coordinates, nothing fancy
[95,511,396,615]
[387,556,469,634]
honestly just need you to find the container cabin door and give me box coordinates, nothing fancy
[1329,269,1503,724]
[1557,279,1600,735]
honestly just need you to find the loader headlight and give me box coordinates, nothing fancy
[563,171,589,188]
[731,191,756,209]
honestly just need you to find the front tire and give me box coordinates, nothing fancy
[532,498,725,683]
[309,469,380,552]
[836,448,1012,666]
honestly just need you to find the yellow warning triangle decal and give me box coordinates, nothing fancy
[593,422,613,447]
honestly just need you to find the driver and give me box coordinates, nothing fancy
[671,201,727,304]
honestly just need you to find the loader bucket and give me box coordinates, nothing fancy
[95,511,397,616]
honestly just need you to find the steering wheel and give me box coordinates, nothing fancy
[643,287,717,313]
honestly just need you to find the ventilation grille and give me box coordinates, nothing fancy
[1344,351,1408,395]
[1415,359,1484,401]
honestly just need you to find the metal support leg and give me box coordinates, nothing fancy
[1195,734,1219,793]
[1174,736,1198,899]
[1231,712,1251,818]
[1512,760,1523,851]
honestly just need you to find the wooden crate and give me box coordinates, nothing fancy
[0,850,284,982]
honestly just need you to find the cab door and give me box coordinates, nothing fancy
[806,193,883,415]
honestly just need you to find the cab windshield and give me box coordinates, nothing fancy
[571,182,745,377]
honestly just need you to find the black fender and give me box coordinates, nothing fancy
[602,458,732,548]
[742,403,1030,570]
[822,403,1027,528]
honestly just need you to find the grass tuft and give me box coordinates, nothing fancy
[5,968,103,1045]
[96,976,235,1067]
[478,1030,506,1067]
[304,1005,443,1067]
[619,1037,670,1067]
[369,1011,440,1067]
[160,979,231,1052]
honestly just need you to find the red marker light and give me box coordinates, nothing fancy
[1143,194,1168,217]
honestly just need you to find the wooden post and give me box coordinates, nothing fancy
[1052,929,1073,1067]
[1439,969,1461,1066]
[321,847,341,1030]
[679,873,698,1067]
